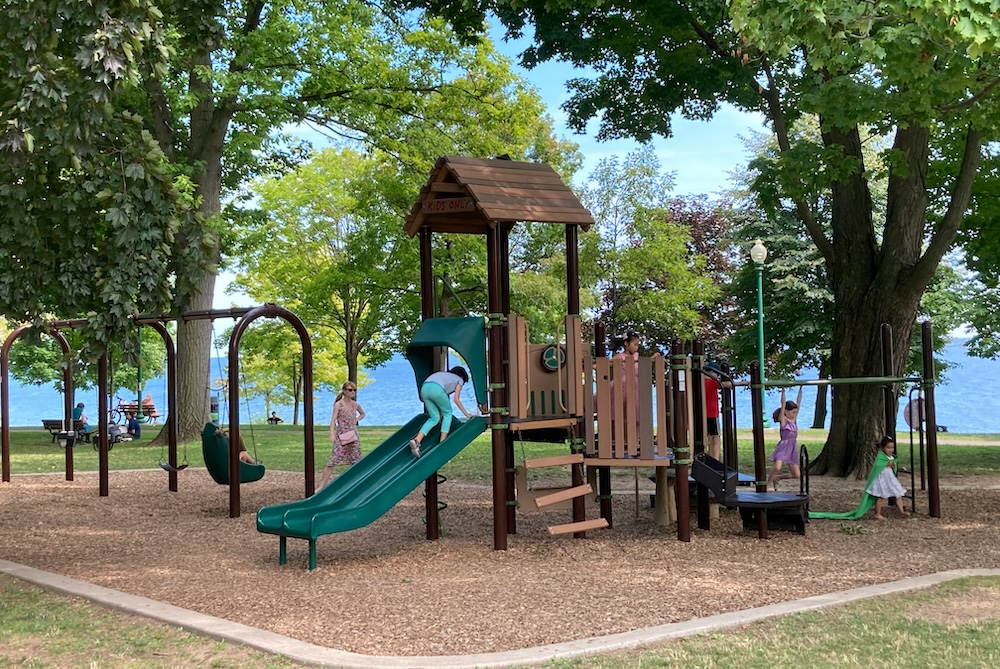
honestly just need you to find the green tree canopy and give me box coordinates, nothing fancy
[232,148,418,383]
[0,1,209,360]
[579,146,718,348]
[413,0,1000,476]
[1,1,579,441]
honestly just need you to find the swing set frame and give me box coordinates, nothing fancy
[0,303,315,518]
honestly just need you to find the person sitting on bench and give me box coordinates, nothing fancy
[142,394,160,423]
[72,402,93,435]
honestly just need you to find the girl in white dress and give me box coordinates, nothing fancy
[867,436,911,520]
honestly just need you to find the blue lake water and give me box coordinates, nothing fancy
[3,339,995,433]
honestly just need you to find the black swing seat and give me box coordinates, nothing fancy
[159,461,189,472]
[201,422,265,485]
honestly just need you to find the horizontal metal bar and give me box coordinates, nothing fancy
[764,376,922,387]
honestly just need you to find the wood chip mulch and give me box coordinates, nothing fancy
[2,469,998,656]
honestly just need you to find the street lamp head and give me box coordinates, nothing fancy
[750,238,768,265]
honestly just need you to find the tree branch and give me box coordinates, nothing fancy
[938,73,1000,113]
[759,59,834,262]
[912,125,983,284]
[685,8,770,99]
[140,71,175,160]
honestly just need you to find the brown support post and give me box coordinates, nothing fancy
[228,325,242,517]
[0,326,23,483]
[750,361,768,538]
[500,224,517,535]
[671,341,690,542]
[692,340,710,530]
[593,322,612,526]
[2,326,78,482]
[418,228,440,541]
[227,304,316,518]
[145,321,179,492]
[98,355,109,497]
[566,223,587,537]
[921,322,941,517]
[880,322,901,511]
[487,226,508,549]
[63,347,74,481]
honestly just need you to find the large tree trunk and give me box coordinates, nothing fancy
[175,278,215,441]
[810,123,958,477]
[166,69,229,443]
[816,286,918,476]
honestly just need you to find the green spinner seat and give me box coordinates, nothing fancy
[201,422,265,484]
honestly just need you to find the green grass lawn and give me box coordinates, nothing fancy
[4,424,999,478]
[0,574,295,668]
[521,575,1000,669]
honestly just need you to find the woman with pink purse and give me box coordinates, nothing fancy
[318,381,366,489]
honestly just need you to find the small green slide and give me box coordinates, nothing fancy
[256,414,487,569]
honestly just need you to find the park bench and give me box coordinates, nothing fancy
[41,419,65,443]
[41,418,92,444]
[113,399,160,424]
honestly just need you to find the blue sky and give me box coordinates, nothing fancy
[489,24,768,196]
[213,26,768,308]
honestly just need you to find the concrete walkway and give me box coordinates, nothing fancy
[2,559,998,668]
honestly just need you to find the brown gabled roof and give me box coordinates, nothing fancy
[404,155,594,237]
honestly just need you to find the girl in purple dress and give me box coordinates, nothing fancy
[767,385,804,491]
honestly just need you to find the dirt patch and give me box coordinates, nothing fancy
[906,586,1000,626]
[1,471,1000,656]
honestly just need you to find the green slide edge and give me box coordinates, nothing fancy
[256,415,487,540]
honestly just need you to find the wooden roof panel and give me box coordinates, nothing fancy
[405,155,594,237]
[451,165,566,186]
[479,204,596,225]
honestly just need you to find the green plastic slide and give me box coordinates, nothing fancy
[256,414,487,568]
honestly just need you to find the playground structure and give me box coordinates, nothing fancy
[261,155,942,568]
[255,155,947,568]
[0,304,316,514]
[0,155,945,572]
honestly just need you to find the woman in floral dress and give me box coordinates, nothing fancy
[318,381,365,489]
